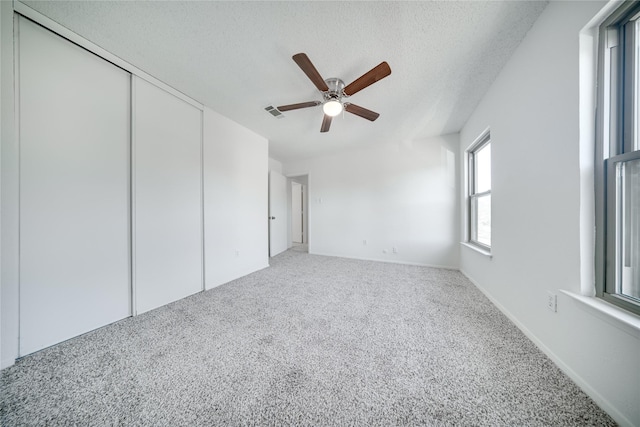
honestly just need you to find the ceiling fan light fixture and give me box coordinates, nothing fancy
[323,99,343,117]
[284,54,391,132]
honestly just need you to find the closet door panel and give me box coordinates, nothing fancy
[133,77,203,314]
[19,18,131,355]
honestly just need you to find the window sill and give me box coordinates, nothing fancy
[561,291,640,339]
[460,242,492,259]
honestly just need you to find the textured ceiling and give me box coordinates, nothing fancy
[22,1,547,162]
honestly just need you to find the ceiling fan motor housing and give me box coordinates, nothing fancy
[324,78,345,101]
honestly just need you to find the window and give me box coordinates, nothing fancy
[596,2,640,315]
[467,131,491,251]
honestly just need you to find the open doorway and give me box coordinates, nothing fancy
[292,182,304,244]
[288,175,308,253]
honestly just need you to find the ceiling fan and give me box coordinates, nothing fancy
[277,53,391,133]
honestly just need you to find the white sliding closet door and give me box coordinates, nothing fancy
[133,77,203,314]
[19,17,131,355]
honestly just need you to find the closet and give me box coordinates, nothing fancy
[17,16,204,355]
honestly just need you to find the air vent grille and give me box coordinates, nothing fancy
[265,106,285,119]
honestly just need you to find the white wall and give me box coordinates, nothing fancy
[459,2,639,426]
[284,134,459,268]
[268,157,283,174]
[203,107,269,288]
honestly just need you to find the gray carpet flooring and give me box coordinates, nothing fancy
[1,250,615,426]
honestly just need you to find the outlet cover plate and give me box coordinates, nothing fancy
[547,291,557,313]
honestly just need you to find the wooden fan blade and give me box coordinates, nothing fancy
[320,114,332,133]
[344,103,380,121]
[293,53,329,92]
[277,101,321,112]
[343,62,391,96]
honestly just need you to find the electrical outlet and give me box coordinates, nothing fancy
[235,250,240,257]
[363,239,367,245]
[546,291,557,313]
[392,247,398,254]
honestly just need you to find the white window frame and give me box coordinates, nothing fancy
[467,130,491,252]
[595,1,640,316]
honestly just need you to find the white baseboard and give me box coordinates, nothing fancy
[2,357,16,370]
[310,251,459,270]
[205,262,270,290]
[459,269,634,427]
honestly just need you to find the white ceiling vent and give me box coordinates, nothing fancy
[264,106,285,119]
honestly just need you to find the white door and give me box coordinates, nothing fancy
[18,17,131,355]
[269,170,288,256]
[292,182,303,243]
[133,77,203,314]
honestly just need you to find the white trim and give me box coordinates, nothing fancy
[206,263,271,290]
[13,12,22,357]
[130,76,138,317]
[465,126,491,153]
[286,172,310,179]
[12,1,204,111]
[583,0,627,31]
[460,269,635,427]
[561,290,640,339]
[577,18,598,298]
[127,73,133,318]
[1,4,21,368]
[1,357,15,370]
[460,242,492,258]
[200,109,205,292]
[310,251,459,270]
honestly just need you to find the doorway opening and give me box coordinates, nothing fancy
[288,175,309,253]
